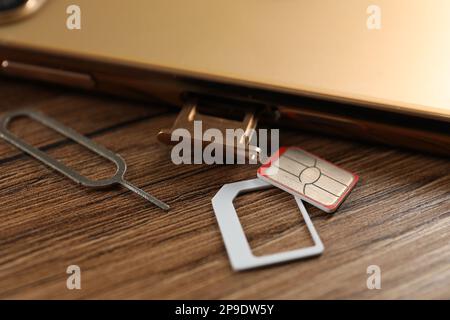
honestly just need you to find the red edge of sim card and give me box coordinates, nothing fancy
[257,147,359,213]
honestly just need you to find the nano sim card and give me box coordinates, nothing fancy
[257,147,359,213]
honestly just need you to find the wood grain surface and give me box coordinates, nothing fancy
[0,78,449,299]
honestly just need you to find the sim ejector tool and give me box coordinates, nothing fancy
[0,109,170,211]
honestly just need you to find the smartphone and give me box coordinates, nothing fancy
[1,0,449,156]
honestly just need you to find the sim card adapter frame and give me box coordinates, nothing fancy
[0,109,169,211]
[212,178,324,271]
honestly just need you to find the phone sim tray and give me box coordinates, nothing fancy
[158,99,261,160]
[212,178,324,271]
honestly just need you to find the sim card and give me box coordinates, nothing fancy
[257,147,358,213]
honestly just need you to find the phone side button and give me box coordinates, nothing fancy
[1,60,96,89]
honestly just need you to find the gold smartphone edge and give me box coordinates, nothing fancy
[1,39,449,123]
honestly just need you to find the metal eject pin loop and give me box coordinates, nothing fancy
[0,109,170,211]
[0,109,126,188]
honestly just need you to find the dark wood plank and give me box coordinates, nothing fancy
[0,79,448,299]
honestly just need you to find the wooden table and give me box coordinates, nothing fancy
[0,78,449,299]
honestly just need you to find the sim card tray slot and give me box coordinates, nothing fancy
[157,99,261,159]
